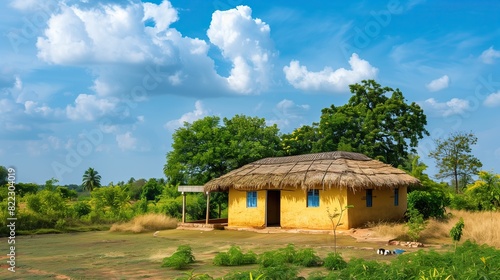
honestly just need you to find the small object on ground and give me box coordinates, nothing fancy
[393,249,406,255]
[377,248,392,255]
[153,231,160,237]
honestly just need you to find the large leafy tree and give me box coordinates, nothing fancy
[164,115,281,185]
[0,166,8,186]
[286,80,428,166]
[82,167,102,192]
[164,115,281,218]
[429,131,483,193]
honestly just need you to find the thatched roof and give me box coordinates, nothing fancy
[204,151,420,192]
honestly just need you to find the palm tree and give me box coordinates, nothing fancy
[82,167,101,192]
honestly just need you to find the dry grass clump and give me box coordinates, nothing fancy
[369,210,500,248]
[110,213,178,233]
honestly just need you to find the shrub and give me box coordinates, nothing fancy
[213,245,257,266]
[162,245,195,270]
[294,248,322,267]
[110,213,177,233]
[407,190,449,219]
[73,201,91,218]
[259,244,321,268]
[258,264,299,280]
[323,252,347,271]
[405,207,428,241]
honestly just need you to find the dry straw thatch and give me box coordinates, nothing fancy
[204,151,420,192]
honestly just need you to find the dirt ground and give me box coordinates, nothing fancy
[0,228,431,279]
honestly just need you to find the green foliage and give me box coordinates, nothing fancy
[405,208,428,241]
[450,217,465,243]
[213,245,257,266]
[25,189,67,218]
[314,80,429,167]
[465,171,500,211]
[407,190,448,219]
[323,252,347,271]
[175,270,214,280]
[90,186,130,217]
[82,167,102,192]
[258,264,299,280]
[0,166,8,185]
[259,244,321,268]
[281,124,320,156]
[141,178,163,201]
[73,201,92,218]
[162,245,195,270]
[56,186,78,200]
[164,115,281,185]
[429,131,483,193]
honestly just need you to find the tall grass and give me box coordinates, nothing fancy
[370,210,500,248]
[110,213,178,233]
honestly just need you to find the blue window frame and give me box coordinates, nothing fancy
[366,189,373,207]
[247,191,257,208]
[394,188,399,206]
[307,190,320,207]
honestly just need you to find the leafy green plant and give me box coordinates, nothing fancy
[175,270,214,280]
[327,205,353,254]
[405,207,428,241]
[162,245,195,270]
[407,190,449,219]
[323,252,347,271]
[450,217,465,249]
[213,245,257,266]
[294,248,322,267]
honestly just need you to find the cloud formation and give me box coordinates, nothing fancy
[426,75,449,92]
[268,99,310,128]
[36,1,273,96]
[165,100,209,131]
[484,91,500,107]
[283,53,378,92]
[480,47,500,64]
[423,98,470,117]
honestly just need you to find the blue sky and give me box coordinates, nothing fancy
[1,0,499,185]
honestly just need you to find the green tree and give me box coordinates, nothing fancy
[82,167,102,192]
[314,80,428,166]
[0,166,8,185]
[281,124,320,156]
[164,115,281,185]
[465,171,500,210]
[141,178,163,201]
[429,131,483,193]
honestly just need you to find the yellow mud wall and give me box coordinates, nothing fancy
[347,186,407,228]
[228,189,266,228]
[280,188,350,230]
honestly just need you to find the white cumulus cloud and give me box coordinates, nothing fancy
[484,91,500,107]
[283,53,378,92]
[116,131,137,151]
[207,5,273,94]
[66,94,117,121]
[480,47,500,64]
[165,100,209,131]
[426,75,450,92]
[268,99,310,128]
[36,1,272,97]
[423,98,470,117]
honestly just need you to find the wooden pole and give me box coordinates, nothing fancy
[182,192,186,223]
[205,191,210,225]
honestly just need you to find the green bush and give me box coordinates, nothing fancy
[214,246,257,266]
[407,190,449,219]
[323,252,347,270]
[294,248,322,267]
[73,201,91,218]
[258,264,299,280]
[162,245,195,270]
[405,207,428,241]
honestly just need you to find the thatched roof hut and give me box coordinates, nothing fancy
[204,151,419,192]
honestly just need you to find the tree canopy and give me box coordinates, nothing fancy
[282,80,429,167]
[164,115,281,185]
[82,167,102,192]
[429,131,483,193]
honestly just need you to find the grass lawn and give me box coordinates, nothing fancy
[0,228,428,279]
